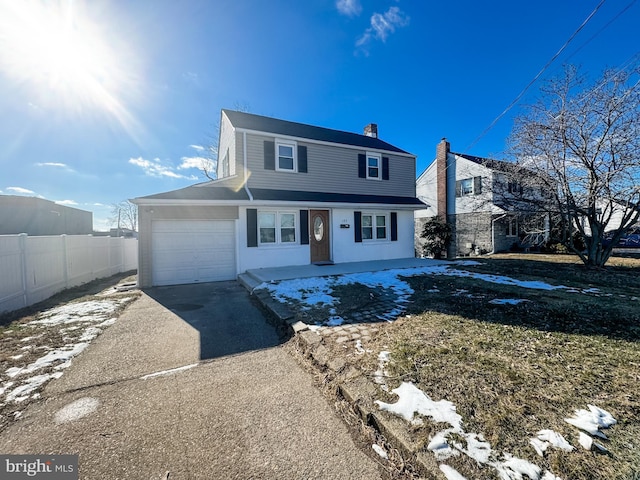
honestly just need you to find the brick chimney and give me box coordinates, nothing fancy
[364,123,378,138]
[436,138,449,220]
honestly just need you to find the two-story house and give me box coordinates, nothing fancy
[415,139,549,258]
[132,110,424,287]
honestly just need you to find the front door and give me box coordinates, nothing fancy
[310,209,331,263]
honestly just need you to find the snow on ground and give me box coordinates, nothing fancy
[375,366,618,480]
[1,296,136,412]
[372,444,388,459]
[257,262,598,326]
[54,397,100,424]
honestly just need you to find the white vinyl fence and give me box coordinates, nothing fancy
[0,234,137,314]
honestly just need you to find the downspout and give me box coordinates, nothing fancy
[243,131,253,201]
[490,214,508,254]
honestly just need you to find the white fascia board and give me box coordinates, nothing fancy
[234,127,416,159]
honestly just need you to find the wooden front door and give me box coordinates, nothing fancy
[310,209,331,263]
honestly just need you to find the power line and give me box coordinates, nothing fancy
[464,0,607,153]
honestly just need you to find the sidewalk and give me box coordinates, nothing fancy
[0,283,384,479]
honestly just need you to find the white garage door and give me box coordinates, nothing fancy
[152,220,236,286]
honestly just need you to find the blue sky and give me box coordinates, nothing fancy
[0,0,638,230]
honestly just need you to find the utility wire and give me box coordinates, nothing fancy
[464,0,607,153]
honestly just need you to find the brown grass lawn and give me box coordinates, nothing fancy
[362,254,640,480]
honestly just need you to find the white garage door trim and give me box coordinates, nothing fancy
[152,220,236,286]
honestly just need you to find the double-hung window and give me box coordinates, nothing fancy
[366,153,381,180]
[276,141,296,172]
[460,178,473,196]
[258,211,296,245]
[362,213,387,240]
[506,217,518,237]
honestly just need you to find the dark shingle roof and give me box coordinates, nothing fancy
[454,152,516,173]
[135,185,424,206]
[223,109,410,155]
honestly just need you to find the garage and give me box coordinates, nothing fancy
[151,220,236,286]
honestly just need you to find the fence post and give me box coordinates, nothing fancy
[19,233,28,309]
[61,234,69,289]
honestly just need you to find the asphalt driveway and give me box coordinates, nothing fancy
[0,281,383,479]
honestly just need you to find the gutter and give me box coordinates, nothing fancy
[490,214,508,254]
[243,131,253,201]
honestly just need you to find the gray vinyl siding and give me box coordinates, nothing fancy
[137,205,239,287]
[244,133,416,197]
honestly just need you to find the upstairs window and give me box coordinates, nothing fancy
[460,178,473,196]
[276,141,296,172]
[367,153,381,180]
[456,176,482,197]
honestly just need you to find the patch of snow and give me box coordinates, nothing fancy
[5,372,63,403]
[541,472,562,480]
[440,464,467,480]
[495,454,541,479]
[375,382,462,428]
[140,364,197,380]
[428,430,459,460]
[326,316,344,326]
[307,325,321,332]
[373,351,391,391]
[530,430,573,457]
[564,405,616,438]
[9,354,24,360]
[28,298,132,326]
[354,340,365,355]
[490,298,530,305]
[6,342,89,379]
[78,326,102,342]
[454,260,483,266]
[372,444,388,459]
[54,397,100,424]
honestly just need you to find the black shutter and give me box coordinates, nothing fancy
[474,176,482,195]
[247,208,258,247]
[358,154,366,178]
[455,180,462,197]
[298,146,307,173]
[264,141,275,170]
[391,212,398,241]
[300,210,309,245]
[354,211,362,242]
[382,157,389,180]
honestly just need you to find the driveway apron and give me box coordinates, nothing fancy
[0,282,382,479]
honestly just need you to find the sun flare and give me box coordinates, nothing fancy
[0,0,140,133]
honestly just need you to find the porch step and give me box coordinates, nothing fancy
[237,272,263,292]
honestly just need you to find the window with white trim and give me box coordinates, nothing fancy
[362,213,387,241]
[460,178,473,196]
[258,211,297,244]
[276,141,296,172]
[366,152,381,180]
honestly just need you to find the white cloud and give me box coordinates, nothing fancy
[178,156,214,172]
[6,186,35,194]
[189,144,204,152]
[129,157,197,180]
[56,200,78,206]
[336,0,362,17]
[36,162,68,168]
[356,6,409,54]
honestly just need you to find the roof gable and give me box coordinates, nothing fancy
[454,152,516,173]
[222,109,410,155]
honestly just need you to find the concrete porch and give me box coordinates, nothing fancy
[238,257,449,290]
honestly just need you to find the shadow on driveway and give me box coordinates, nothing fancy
[146,281,286,360]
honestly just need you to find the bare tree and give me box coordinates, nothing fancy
[507,66,640,267]
[110,200,138,233]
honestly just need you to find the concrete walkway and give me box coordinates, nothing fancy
[0,283,383,479]
[244,257,448,284]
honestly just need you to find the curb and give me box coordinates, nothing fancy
[247,285,441,479]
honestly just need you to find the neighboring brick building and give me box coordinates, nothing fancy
[0,195,93,236]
